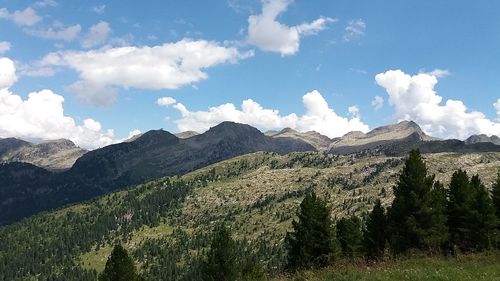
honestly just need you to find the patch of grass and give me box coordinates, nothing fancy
[277,253,500,281]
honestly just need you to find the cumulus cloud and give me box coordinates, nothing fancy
[343,19,366,42]
[375,69,500,139]
[0,57,115,149]
[371,95,384,111]
[38,39,254,106]
[0,41,11,54]
[0,57,17,88]
[0,7,41,26]
[247,0,335,56]
[157,96,177,106]
[82,21,111,48]
[161,90,369,137]
[494,98,500,118]
[25,22,81,41]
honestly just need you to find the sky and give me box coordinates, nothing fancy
[0,0,500,149]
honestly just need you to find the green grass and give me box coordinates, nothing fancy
[277,254,500,281]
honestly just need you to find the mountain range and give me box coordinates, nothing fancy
[1,120,500,225]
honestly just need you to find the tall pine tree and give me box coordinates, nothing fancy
[286,192,335,270]
[99,244,143,281]
[363,200,387,260]
[470,175,497,251]
[492,171,500,249]
[387,149,447,254]
[337,216,363,258]
[447,169,476,252]
[202,224,238,281]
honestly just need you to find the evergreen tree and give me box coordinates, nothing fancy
[201,224,238,281]
[492,171,500,219]
[99,244,143,281]
[447,169,476,252]
[470,175,497,250]
[387,149,447,254]
[336,216,363,258]
[492,171,500,248]
[286,192,335,270]
[363,200,386,260]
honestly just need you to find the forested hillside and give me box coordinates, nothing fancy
[1,150,500,280]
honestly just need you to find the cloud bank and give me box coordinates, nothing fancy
[37,39,254,106]
[0,57,119,149]
[376,69,500,139]
[162,90,369,138]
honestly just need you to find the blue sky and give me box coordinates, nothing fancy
[0,0,499,148]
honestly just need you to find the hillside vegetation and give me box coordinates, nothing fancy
[1,151,500,280]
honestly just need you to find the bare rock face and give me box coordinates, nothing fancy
[175,131,199,139]
[0,138,87,171]
[465,134,500,145]
[266,128,332,150]
[329,121,436,154]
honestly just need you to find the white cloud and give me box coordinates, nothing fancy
[494,98,500,118]
[39,39,254,106]
[0,7,42,26]
[25,22,81,41]
[0,57,115,149]
[33,0,58,8]
[348,105,360,118]
[157,96,177,106]
[0,57,17,89]
[371,95,384,111]
[162,90,369,137]
[0,41,11,54]
[93,4,106,14]
[375,69,500,139]
[425,69,450,78]
[343,19,366,42]
[247,0,335,56]
[82,21,112,48]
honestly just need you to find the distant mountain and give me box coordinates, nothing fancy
[266,128,332,150]
[465,134,500,145]
[0,138,87,171]
[329,121,500,156]
[175,131,199,139]
[0,121,314,225]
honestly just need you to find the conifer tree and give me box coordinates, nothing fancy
[492,171,500,219]
[286,192,335,270]
[470,175,497,250]
[99,244,143,281]
[387,149,447,254]
[202,224,238,281]
[447,169,476,252]
[363,200,386,260]
[492,171,500,248]
[337,216,363,258]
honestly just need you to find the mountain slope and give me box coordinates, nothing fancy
[0,138,87,171]
[1,150,499,280]
[266,128,332,150]
[0,122,315,225]
[466,134,500,145]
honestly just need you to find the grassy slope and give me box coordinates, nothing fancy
[2,151,500,279]
[278,254,500,281]
[80,152,500,273]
